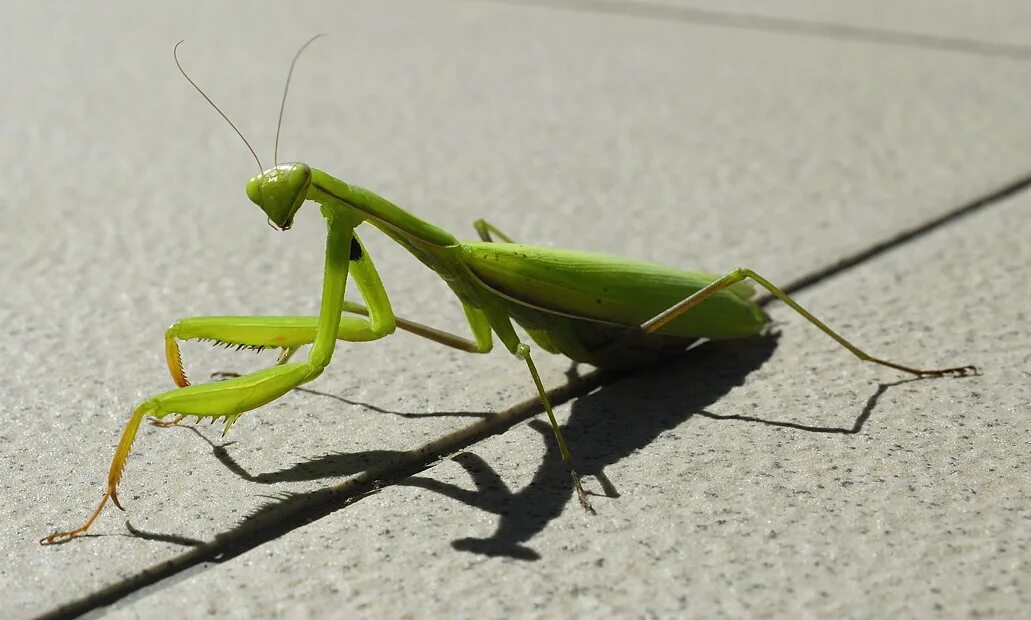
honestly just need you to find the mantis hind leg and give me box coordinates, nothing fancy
[642,267,977,378]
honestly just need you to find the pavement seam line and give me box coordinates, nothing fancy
[482,0,1031,61]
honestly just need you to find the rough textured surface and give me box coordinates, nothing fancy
[1,1,1028,618]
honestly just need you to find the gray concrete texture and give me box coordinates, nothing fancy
[1,0,1028,618]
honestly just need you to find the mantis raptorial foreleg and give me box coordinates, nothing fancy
[168,303,488,390]
[42,217,382,544]
[153,344,304,429]
[153,314,379,431]
[639,267,978,378]
[165,314,394,386]
[164,234,394,387]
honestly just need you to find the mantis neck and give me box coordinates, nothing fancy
[308,168,458,248]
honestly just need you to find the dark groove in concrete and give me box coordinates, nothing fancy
[759,172,1031,299]
[487,0,1031,61]
[38,172,1028,619]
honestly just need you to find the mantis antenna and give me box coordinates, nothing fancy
[173,40,263,174]
[273,34,326,166]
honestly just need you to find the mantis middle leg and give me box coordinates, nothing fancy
[332,298,598,513]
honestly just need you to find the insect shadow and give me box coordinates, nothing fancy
[177,390,494,485]
[176,332,903,561]
[401,341,913,561]
[401,335,790,560]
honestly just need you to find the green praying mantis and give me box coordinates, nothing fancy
[41,38,977,544]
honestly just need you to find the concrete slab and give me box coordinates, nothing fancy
[1,0,1028,617]
[105,185,1030,618]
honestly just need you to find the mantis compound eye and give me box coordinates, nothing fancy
[246,163,311,230]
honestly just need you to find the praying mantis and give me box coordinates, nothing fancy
[41,38,976,544]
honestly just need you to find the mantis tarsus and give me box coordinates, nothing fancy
[41,38,977,544]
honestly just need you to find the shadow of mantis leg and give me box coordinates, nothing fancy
[640,267,977,377]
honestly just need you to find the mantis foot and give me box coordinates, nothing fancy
[40,490,114,545]
[872,358,979,379]
[921,364,979,378]
[570,470,597,515]
[150,414,187,428]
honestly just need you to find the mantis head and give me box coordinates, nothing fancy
[174,36,324,231]
[246,163,312,231]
